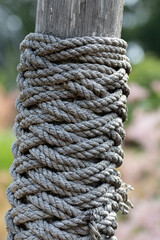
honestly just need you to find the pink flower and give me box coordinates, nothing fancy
[126,108,160,152]
[117,200,160,240]
[128,83,149,102]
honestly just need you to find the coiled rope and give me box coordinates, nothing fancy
[6,33,133,240]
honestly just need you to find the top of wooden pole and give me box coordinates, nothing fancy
[35,0,124,38]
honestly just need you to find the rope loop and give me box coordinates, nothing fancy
[6,33,132,240]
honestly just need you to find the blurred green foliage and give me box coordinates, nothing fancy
[130,56,160,87]
[0,0,36,90]
[0,130,15,169]
[123,0,160,56]
[129,56,160,110]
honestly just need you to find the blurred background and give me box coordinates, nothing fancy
[0,0,160,239]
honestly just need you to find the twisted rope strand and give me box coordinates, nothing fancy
[6,33,132,240]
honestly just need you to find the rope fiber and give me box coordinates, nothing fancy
[6,33,132,240]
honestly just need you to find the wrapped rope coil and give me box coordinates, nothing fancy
[6,33,132,240]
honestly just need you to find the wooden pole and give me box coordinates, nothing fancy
[35,0,124,38]
[34,1,125,237]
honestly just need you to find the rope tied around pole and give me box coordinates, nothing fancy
[6,33,133,240]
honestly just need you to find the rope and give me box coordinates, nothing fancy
[6,33,133,240]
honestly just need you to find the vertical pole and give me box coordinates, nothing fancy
[35,0,126,238]
[6,1,130,240]
[35,0,124,38]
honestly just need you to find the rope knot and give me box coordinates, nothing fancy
[83,210,101,240]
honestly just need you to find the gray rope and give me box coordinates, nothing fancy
[6,33,132,240]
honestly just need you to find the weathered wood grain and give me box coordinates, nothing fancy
[35,0,124,38]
